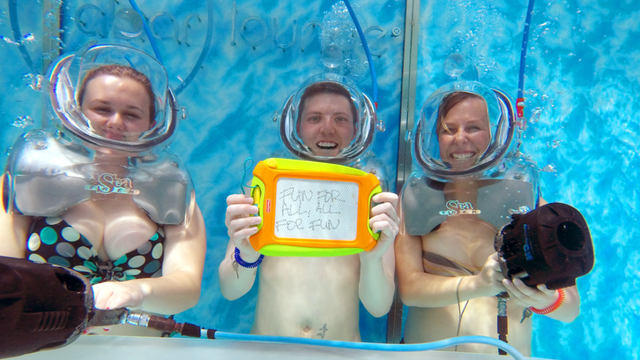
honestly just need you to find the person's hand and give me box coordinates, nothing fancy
[364,192,400,258]
[92,281,149,310]
[475,252,507,297]
[225,194,261,262]
[503,278,560,309]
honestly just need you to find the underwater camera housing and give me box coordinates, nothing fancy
[0,256,92,359]
[0,257,204,359]
[494,202,594,290]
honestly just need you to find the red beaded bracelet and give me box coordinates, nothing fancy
[530,288,565,315]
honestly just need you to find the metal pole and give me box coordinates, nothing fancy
[386,0,421,344]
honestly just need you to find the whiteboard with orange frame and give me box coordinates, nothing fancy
[249,158,382,257]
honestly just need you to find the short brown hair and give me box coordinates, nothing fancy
[78,64,156,121]
[298,82,358,124]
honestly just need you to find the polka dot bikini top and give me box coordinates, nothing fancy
[26,217,165,284]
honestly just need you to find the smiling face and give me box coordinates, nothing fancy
[80,75,153,142]
[437,94,491,170]
[298,92,356,157]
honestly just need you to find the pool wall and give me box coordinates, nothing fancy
[1,1,638,359]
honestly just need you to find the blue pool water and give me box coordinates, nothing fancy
[1,1,638,359]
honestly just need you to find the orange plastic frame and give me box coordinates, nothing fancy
[250,158,382,257]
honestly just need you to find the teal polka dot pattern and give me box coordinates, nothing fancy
[45,217,62,225]
[128,255,146,268]
[114,255,128,267]
[26,217,165,284]
[77,246,93,260]
[48,256,70,268]
[73,265,92,273]
[40,227,57,245]
[124,269,141,277]
[27,233,41,251]
[143,260,161,274]
[137,241,152,255]
[28,253,46,263]
[61,227,80,242]
[152,243,163,259]
[56,242,76,257]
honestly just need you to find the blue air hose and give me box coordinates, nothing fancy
[516,0,536,115]
[174,0,214,95]
[8,0,39,74]
[343,0,378,106]
[128,0,214,96]
[211,332,526,360]
[99,313,527,360]
[128,0,164,65]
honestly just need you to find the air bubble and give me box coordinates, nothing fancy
[541,164,557,173]
[23,74,43,91]
[11,116,34,129]
[321,44,343,69]
[530,108,542,124]
[320,1,357,70]
[1,36,19,45]
[444,53,468,78]
[1,33,35,45]
[22,33,35,43]
[114,8,143,38]
[546,140,562,149]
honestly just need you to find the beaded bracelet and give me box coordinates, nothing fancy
[530,288,565,315]
[234,247,265,268]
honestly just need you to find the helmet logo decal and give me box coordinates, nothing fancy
[439,200,481,216]
[85,173,141,195]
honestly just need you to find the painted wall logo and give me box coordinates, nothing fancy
[85,173,141,195]
[439,200,481,216]
[71,2,397,54]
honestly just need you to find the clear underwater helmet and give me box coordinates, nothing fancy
[279,73,378,164]
[46,40,179,154]
[413,81,516,181]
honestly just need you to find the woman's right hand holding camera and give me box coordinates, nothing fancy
[473,252,507,297]
[225,194,261,262]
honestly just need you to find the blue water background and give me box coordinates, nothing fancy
[1,0,638,359]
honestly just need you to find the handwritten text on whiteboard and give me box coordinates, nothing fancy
[274,177,359,240]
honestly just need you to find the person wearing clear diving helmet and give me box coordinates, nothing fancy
[395,82,581,356]
[219,74,399,341]
[0,42,206,335]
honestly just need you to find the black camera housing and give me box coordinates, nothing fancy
[495,202,594,290]
[0,256,92,359]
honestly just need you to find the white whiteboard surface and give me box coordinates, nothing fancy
[274,177,359,241]
[16,336,551,360]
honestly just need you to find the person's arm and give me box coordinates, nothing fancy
[218,194,263,300]
[0,174,30,258]
[502,278,580,322]
[358,192,398,317]
[92,199,207,315]
[395,196,506,308]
